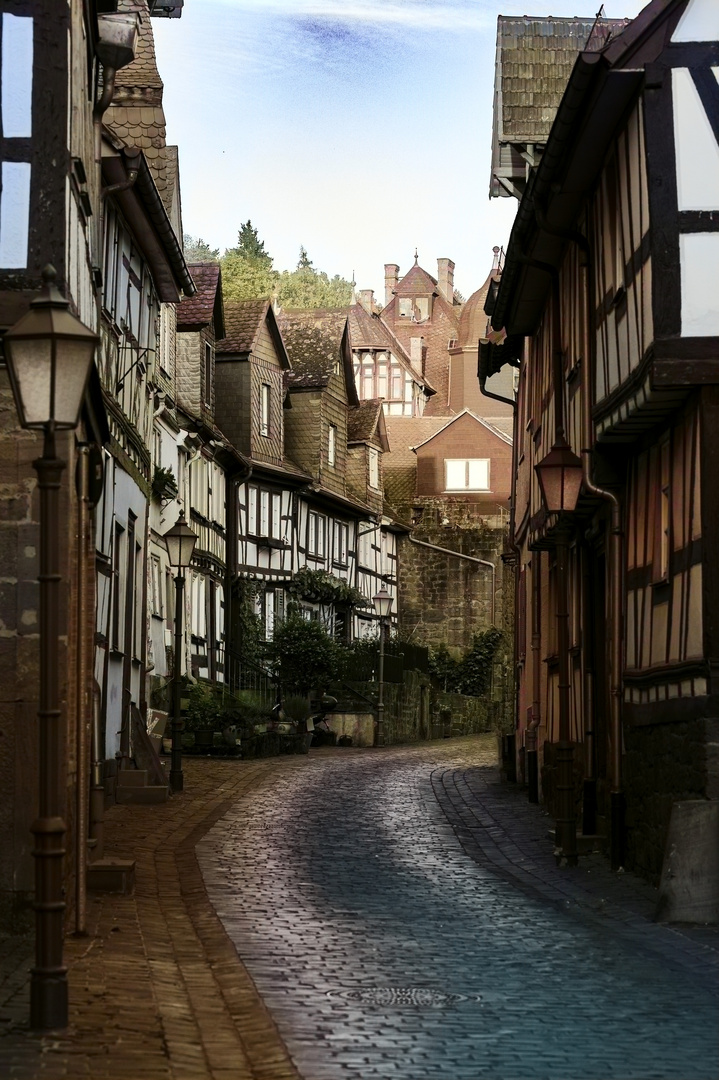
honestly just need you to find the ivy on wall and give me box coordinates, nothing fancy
[428,626,504,696]
[285,568,366,609]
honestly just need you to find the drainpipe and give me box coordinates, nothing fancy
[408,535,496,626]
[102,146,140,197]
[578,236,624,869]
[74,446,89,936]
[535,207,624,866]
[527,551,541,803]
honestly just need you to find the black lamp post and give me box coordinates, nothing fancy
[164,510,197,793]
[535,437,583,867]
[3,265,98,1031]
[373,586,393,747]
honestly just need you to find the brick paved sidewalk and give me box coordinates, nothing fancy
[432,765,719,968]
[0,757,306,1080]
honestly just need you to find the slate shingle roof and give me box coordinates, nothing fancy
[383,417,449,471]
[393,264,440,298]
[347,400,383,444]
[277,310,348,388]
[496,16,630,142]
[106,1,172,209]
[215,299,270,355]
[176,263,222,330]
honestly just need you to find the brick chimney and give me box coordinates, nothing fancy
[384,263,399,307]
[410,336,424,373]
[358,289,375,314]
[437,258,455,303]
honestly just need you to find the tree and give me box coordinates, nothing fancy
[183,234,219,263]
[228,220,272,264]
[268,614,339,696]
[297,245,313,270]
[276,267,353,309]
[221,250,278,301]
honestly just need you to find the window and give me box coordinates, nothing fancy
[398,298,412,318]
[445,458,490,491]
[328,423,337,466]
[398,296,429,321]
[369,447,379,489]
[204,342,212,404]
[248,485,283,539]
[260,383,270,437]
[359,527,375,567]
[333,521,348,565]
[307,510,326,557]
[150,555,164,617]
[111,522,124,650]
[159,305,172,376]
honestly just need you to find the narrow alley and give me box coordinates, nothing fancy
[2,736,717,1079]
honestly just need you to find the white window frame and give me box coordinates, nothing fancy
[333,521,348,565]
[260,382,271,437]
[328,423,337,466]
[368,447,380,489]
[444,458,490,492]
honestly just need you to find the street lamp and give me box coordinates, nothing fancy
[164,510,197,793]
[535,437,583,867]
[373,586,393,747]
[3,265,98,1032]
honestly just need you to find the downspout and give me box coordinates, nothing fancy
[74,446,89,935]
[578,234,624,868]
[479,338,520,783]
[408,535,496,626]
[535,207,624,865]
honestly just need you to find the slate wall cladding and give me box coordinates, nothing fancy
[285,391,321,476]
[396,502,506,651]
[623,717,719,883]
[250,358,284,467]
[319,371,349,498]
[214,358,251,456]
[176,332,201,418]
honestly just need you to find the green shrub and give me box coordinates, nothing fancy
[282,694,311,723]
[268,614,339,695]
[183,681,222,732]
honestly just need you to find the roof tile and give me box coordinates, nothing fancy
[215,298,269,354]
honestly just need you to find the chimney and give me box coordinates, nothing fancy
[358,289,374,314]
[437,258,455,303]
[410,336,424,373]
[384,263,399,307]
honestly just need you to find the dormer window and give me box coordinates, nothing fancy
[260,383,270,437]
[369,448,380,489]
[328,423,337,466]
[398,296,430,321]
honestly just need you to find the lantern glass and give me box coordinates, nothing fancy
[535,442,583,513]
[164,512,197,568]
[3,266,98,430]
[373,586,393,620]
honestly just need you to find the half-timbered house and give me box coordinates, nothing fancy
[279,309,397,638]
[94,2,194,788]
[485,0,719,881]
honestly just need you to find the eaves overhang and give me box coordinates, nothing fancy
[490,51,644,337]
[102,145,195,303]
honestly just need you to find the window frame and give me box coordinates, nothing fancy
[260,382,271,437]
[444,458,491,492]
[328,422,337,467]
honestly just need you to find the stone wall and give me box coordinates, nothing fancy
[624,717,719,883]
[396,500,508,652]
[338,669,494,746]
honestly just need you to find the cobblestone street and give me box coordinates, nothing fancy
[201,737,719,1080]
[1,736,718,1079]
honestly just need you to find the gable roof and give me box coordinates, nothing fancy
[494,16,630,145]
[176,263,224,335]
[411,409,513,452]
[215,298,291,368]
[393,263,440,298]
[278,310,359,405]
[348,303,437,395]
[490,0,674,336]
[347,399,390,451]
[383,416,450,470]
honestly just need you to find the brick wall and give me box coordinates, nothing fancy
[415,412,512,507]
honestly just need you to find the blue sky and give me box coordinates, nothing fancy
[154,0,646,302]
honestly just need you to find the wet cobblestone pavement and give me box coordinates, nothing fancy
[199,737,719,1080]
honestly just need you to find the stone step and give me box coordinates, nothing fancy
[116,784,168,805]
[547,829,606,855]
[87,858,136,894]
[116,769,149,788]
